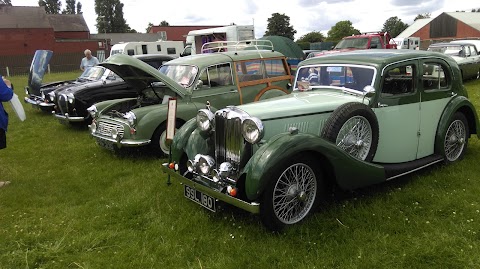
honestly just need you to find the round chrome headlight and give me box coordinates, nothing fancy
[196,109,215,132]
[87,105,97,118]
[242,117,264,144]
[48,92,55,102]
[124,111,136,126]
[41,92,45,100]
[198,155,215,175]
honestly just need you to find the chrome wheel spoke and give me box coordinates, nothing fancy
[336,116,372,160]
[444,119,466,161]
[272,163,317,224]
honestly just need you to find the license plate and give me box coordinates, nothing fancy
[184,185,216,212]
[96,138,115,151]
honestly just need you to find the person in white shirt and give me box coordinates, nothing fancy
[80,49,100,71]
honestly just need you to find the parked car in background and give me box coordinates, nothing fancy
[427,42,480,81]
[450,39,480,54]
[23,50,174,119]
[162,49,479,231]
[89,43,293,156]
[50,54,174,125]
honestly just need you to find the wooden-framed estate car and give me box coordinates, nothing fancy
[89,43,293,155]
[427,42,480,81]
[161,49,479,231]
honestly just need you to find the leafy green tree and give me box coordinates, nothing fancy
[146,22,154,33]
[95,0,135,33]
[326,20,360,41]
[160,20,169,26]
[414,12,431,21]
[38,0,61,14]
[62,0,76,14]
[76,2,82,14]
[264,13,297,40]
[297,31,325,43]
[382,16,408,38]
[0,0,12,5]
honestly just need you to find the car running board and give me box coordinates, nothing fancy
[380,154,444,181]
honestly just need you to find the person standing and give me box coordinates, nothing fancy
[0,76,13,188]
[80,49,100,71]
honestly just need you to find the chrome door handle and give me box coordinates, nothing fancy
[378,103,388,107]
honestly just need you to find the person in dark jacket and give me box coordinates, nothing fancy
[0,76,13,188]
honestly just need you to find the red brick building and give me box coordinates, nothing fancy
[0,5,105,75]
[396,12,480,49]
[149,25,226,41]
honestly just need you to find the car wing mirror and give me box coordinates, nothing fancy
[362,85,376,97]
[195,80,204,90]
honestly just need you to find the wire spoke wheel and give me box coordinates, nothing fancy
[335,115,372,160]
[444,119,466,162]
[272,163,317,225]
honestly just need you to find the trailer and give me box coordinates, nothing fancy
[110,41,184,57]
[180,25,255,56]
[393,37,420,50]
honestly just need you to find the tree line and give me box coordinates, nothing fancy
[5,1,480,44]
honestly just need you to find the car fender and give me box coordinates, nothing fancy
[170,118,212,161]
[241,132,386,201]
[134,102,206,141]
[435,96,480,154]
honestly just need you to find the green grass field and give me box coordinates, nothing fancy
[1,73,480,268]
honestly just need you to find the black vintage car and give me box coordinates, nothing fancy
[23,50,174,123]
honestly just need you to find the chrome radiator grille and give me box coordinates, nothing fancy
[58,94,69,115]
[214,110,245,172]
[97,121,125,137]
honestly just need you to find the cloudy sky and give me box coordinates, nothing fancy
[13,0,480,40]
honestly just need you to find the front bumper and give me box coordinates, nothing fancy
[91,132,151,147]
[161,163,260,214]
[24,96,55,111]
[54,113,85,122]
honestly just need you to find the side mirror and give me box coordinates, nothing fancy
[363,85,376,97]
[195,79,204,90]
[370,44,378,49]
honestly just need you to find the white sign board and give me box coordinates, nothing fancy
[166,98,177,142]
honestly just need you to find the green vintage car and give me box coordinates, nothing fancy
[162,49,480,231]
[88,46,292,155]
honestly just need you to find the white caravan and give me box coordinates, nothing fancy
[110,41,184,57]
[180,25,255,56]
[393,37,420,50]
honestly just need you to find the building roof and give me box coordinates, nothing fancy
[396,18,433,38]
[91,33,170,45]
[0,5,51,28]
[447,12,480,32]
[0,6,89,32]
[47,14,89,32]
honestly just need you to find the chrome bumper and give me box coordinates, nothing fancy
[24,96,40,106]
[91,132,151,147]
[54,113,85,122]
[161,163,260,214]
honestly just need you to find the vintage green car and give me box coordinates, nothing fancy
[88,47,292,155]
[161,49,479,231]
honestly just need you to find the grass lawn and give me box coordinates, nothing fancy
[1,73,480,268]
